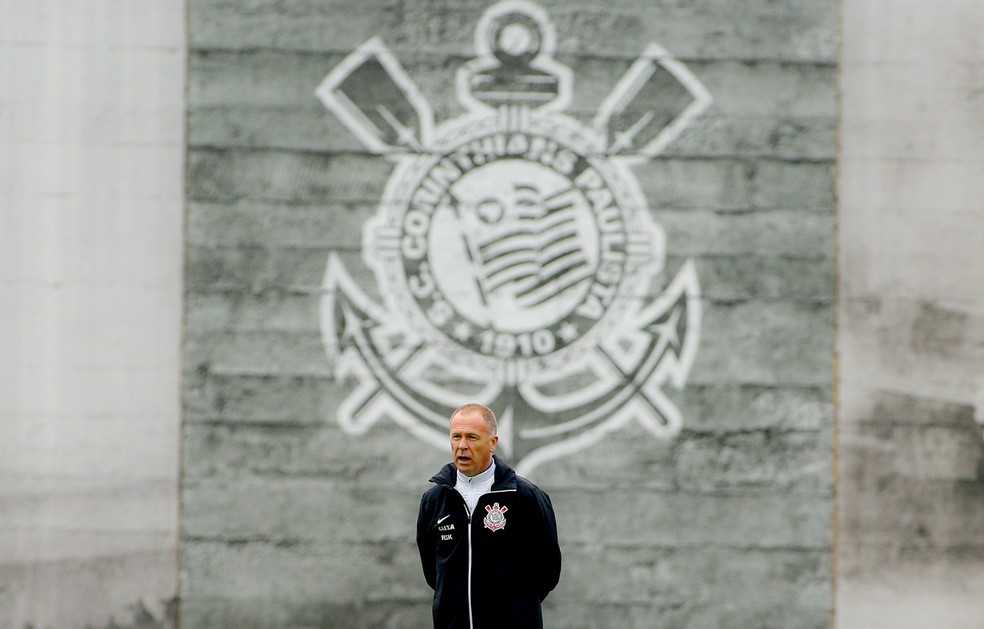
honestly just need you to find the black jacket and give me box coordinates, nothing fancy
[416,456,562,629]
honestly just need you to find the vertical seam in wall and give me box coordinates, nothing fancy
[831,0,846,626]
[175,0,191,626]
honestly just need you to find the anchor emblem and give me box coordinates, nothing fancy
[316,0,711,474]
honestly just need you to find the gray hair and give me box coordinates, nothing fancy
[450,403,497,435]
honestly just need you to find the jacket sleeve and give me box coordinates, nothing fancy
[416,491,437,590]
[530,486,562,601]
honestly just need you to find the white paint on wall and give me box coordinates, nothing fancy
[316,0,710,475]
[838,0,984,627]
[976,382,984,437]
[0,1,185,626]
[839,0,984,416]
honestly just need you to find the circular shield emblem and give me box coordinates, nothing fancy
[368,113,664,373]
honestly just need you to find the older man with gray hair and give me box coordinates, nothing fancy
[416,403,562,628]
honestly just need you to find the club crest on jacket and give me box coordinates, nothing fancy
[484,502,509,532]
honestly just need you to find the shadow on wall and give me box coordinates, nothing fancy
[71,598,177,629]
[841,391,984,569]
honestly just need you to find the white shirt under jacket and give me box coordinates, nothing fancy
[454,461,496,516]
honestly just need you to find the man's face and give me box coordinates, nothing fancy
[450,409,498,477]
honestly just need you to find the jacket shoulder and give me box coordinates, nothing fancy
[420,483,443,501]
[514,473,543,492]
[419,465,455,508]
[513,475,553,504]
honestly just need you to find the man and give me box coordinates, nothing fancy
[416,403,562,629]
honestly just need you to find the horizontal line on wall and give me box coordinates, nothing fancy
[188,46,837,68]
[186,144,837,166]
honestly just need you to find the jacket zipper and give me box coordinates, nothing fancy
[465,488,516,629]
[466,507,474,629]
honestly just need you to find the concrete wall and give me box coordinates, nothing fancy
[6,1,984,628]
[837,1,984,627]
[182,1,835,627]
[0,1,184,627]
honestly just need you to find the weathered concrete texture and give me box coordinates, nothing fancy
[188,49,835,158]
[837,394,984,627]
[0,554,177,629]
[184,0,835,626]
[837,0,984,626]
[0,0,184,627]
[551,545,830,629]
[187,0,835,62]
[840,395,984,557]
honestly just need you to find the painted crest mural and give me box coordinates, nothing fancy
[316,0,711,474]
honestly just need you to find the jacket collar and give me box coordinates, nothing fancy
[430,455,517,490]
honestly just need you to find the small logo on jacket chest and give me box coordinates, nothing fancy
[438,522,456,541]
[483,502,509,532]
